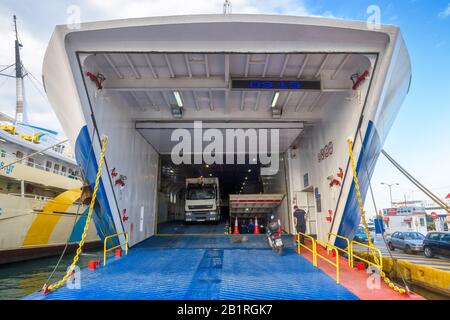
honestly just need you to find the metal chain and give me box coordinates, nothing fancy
[347,138,406,295]
[44,136,108,293]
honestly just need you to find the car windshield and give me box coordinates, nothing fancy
[404,233,425,240]
[186,184,216,200]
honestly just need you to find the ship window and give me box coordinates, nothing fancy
[46,161,52,172]
[27,157,35,167]
[16,150,23,160]
[53,163,60,174]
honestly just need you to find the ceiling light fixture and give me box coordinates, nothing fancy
[271,92,280,108]
[174,91,183,107]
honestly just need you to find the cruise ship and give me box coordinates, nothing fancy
[0,17,99,264]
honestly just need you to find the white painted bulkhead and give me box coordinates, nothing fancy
[41,14,411,246]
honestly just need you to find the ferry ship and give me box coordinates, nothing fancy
[0,17,99,265]
[41,14,412,248]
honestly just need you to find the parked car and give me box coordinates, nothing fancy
[354,226,369,243]
[387,231,425,254]
[353,226,376,243]
[423,232,450,258]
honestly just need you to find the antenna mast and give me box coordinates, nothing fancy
[223,0,232,14]
[13,15,26,123]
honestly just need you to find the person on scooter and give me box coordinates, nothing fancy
[293,205,307,244]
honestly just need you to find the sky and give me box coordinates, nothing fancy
[0,0,449,213]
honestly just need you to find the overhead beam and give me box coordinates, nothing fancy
[331,54,351,80]
[208,91,214,111]
[308,92,323,112]
[193,91,200,111]
[224,54,230,84]
[103,54,124,79]
[283,92,293,109]
[262,54,270,78]
[297,54,310,79]
[280,54,290,78]
[184,54,193,78]
[314,54,329,79]
[129,91,146,111]
[161,91,171,108]
[144,91,160,111]
[144,54,158,79]
[204,54,210,78]
[164,54,175,78]
[103,76,228,91]
[244,54,250,77]
[295,93,308,112]
[224,90,229,114]
[254,92,261,111]
[124,54,141,79]
[240,91,246,110]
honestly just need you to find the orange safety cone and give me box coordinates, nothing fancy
[254,217,260,234]
[233,216,240,234]
[277,219,282,234]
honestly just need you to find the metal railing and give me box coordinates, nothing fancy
[328,232,352,267]
[103,232,129,266]
[350,240,383,272]
[296,233,340,284]
[316,240,340,284]
[0,151,81,181]
[297,232,317,266]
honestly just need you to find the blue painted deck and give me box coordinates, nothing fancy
[157,221,227,234]
[26,235,358,300]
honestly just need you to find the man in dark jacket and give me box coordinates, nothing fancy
[293,206,307,244]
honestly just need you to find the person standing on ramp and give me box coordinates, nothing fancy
[293,206,307,244]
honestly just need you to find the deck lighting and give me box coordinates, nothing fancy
[271,92,280,107]
[174,91,183,107]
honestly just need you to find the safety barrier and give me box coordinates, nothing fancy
[297,233,340,284]
[316,240,340,284]
[328,232,352,267]
[103,232,129,266]
[351,240,383,272]
[297,232,317,267]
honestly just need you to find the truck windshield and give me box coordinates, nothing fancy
[187,185,216,200]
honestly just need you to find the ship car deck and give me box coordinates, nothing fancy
[26,235,423,300]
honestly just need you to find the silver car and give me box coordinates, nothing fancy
[387,232,425,254]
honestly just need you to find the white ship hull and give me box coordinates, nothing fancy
[41,14,411,247]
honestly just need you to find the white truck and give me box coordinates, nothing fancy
[185,177,220,223]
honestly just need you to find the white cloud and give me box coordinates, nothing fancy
[83,0,312,19]
[439,3,450,18]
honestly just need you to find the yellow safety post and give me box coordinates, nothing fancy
[103,232,129,266]
[347,138,406,294]
[44,136,108,293]
[328,233,352,267]
[297,232,317,267]
[316,240,340,284]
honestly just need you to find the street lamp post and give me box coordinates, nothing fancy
[381,182,400,208]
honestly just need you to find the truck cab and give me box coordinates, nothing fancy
[185,177,220,223]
